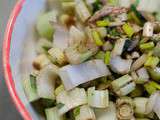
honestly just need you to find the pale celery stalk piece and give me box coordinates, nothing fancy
[116,82,136,96]
[96,27,107,38]
[136,67,149,84]
[110,56,133,74]
[122,23,135,37]
[59,59,111,90]
[111,74,133,91]
[143,22,154,37]
[75,0,91,22]
[32,54,51,70]
[69,26,86,45]
[48,47,66,65]
[37,64,59,100]
[74,105,96,120]
[94,102,117,120]
[36,10,58,40]
[131,54,148,71]
[56,88,87,115]
[133,97,148,115]
[144,56,159,68]
[88,87,109,108]
[111,38,126,57]
[23,75,39,102]
[153,94,160,119]
[45,107,64,120]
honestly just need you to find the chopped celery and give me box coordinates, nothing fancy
[144,82,157,95]
[149,81,160,90]
[23,75,39,102]
[87,87,109,108]
[140,42,155,51]
[148,67,160,81]
[96,20,110,27]
[144,56,159,68]
[92,30,103,46]
[122,23,135,37]
[111,74,132,91]
[36,10,58,40]
[95,51,105,59]
[104,51,111,65]
[45,107,64,120]
[74,105,96,120]
[55,85,65,96]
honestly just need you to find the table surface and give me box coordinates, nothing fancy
[0,0,22,119]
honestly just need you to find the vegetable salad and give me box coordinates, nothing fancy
[23,0,160,120]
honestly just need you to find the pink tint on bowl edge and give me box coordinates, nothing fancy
[3,0,32,120]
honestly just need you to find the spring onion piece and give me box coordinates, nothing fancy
[133,97,148,115]
[96,27,107,38]
[23,75,39,102]
[116,97,134,120]
[36,10,58,40]
[87,87,109,108]
[148,67,160,81]
[48,47,66,65]
[61,2,75,13]
[152,93,160,119]
[45,107,64,120]
[59,59,111,90]
[55,85,65,96]
[56,88,87,115]
[36,38,52,54]
[144,56,159,68]
[32,54,51,70]
[104,51,111,65]
[111,38,126,57]
[136,67,149,84]
[144,82,157,95]
[74,105,96,120]
[37,64,59,100]
[131,51,140,59]
[94,102,117,120]
[122,23,135,37]
[75,0,91,22]
[143,22,154,37]
[60,14,75,27]
[153,43,160,57]
[110,56,132,74]
[149,81,160,90]
[130,85,143,97]
[140,42,155,51]
[92,29,103,46]
[96,20,110,27]
[131,54,148,71]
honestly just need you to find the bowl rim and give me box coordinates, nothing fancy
[3,0,32,119]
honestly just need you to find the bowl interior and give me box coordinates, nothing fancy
[9,0,47,119]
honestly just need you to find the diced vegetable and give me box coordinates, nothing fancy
[144,56,159,68]
[136,67,149,84]
[96,27,107,38]
[56,88,87,115]
[130,85,143,97]
[45,107,64,120]
[61,2,75,13]
[96,20,110,27]
[88,87,109,108]
[131,54,148,71]
[95,51,105,60]
[144,82,157,95]
[110,56,132,74]
[133,97,148,115]
[75,0,91,22]
[122,23,135,37]
[92,29,104,46]
[36,10,58,40]
[59,59,111,90]
[55,85,65,96]
[148,67,160,81]
[143,22,154,37]
[111,38,126,57]
[140,42,155,51]
[102,41,113,51]
[111,74,133,91]
[32,54,51,70]
[104,51,111,65]
[94,102,117,120]
[37,64,59,100]
[74,105,96,120]
[23,75,39,102]
[116,97,134,120]
[48,47,66,65]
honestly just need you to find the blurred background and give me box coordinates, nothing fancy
[0,0,22,119]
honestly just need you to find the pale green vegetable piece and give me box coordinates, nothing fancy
[36,10,58,40]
